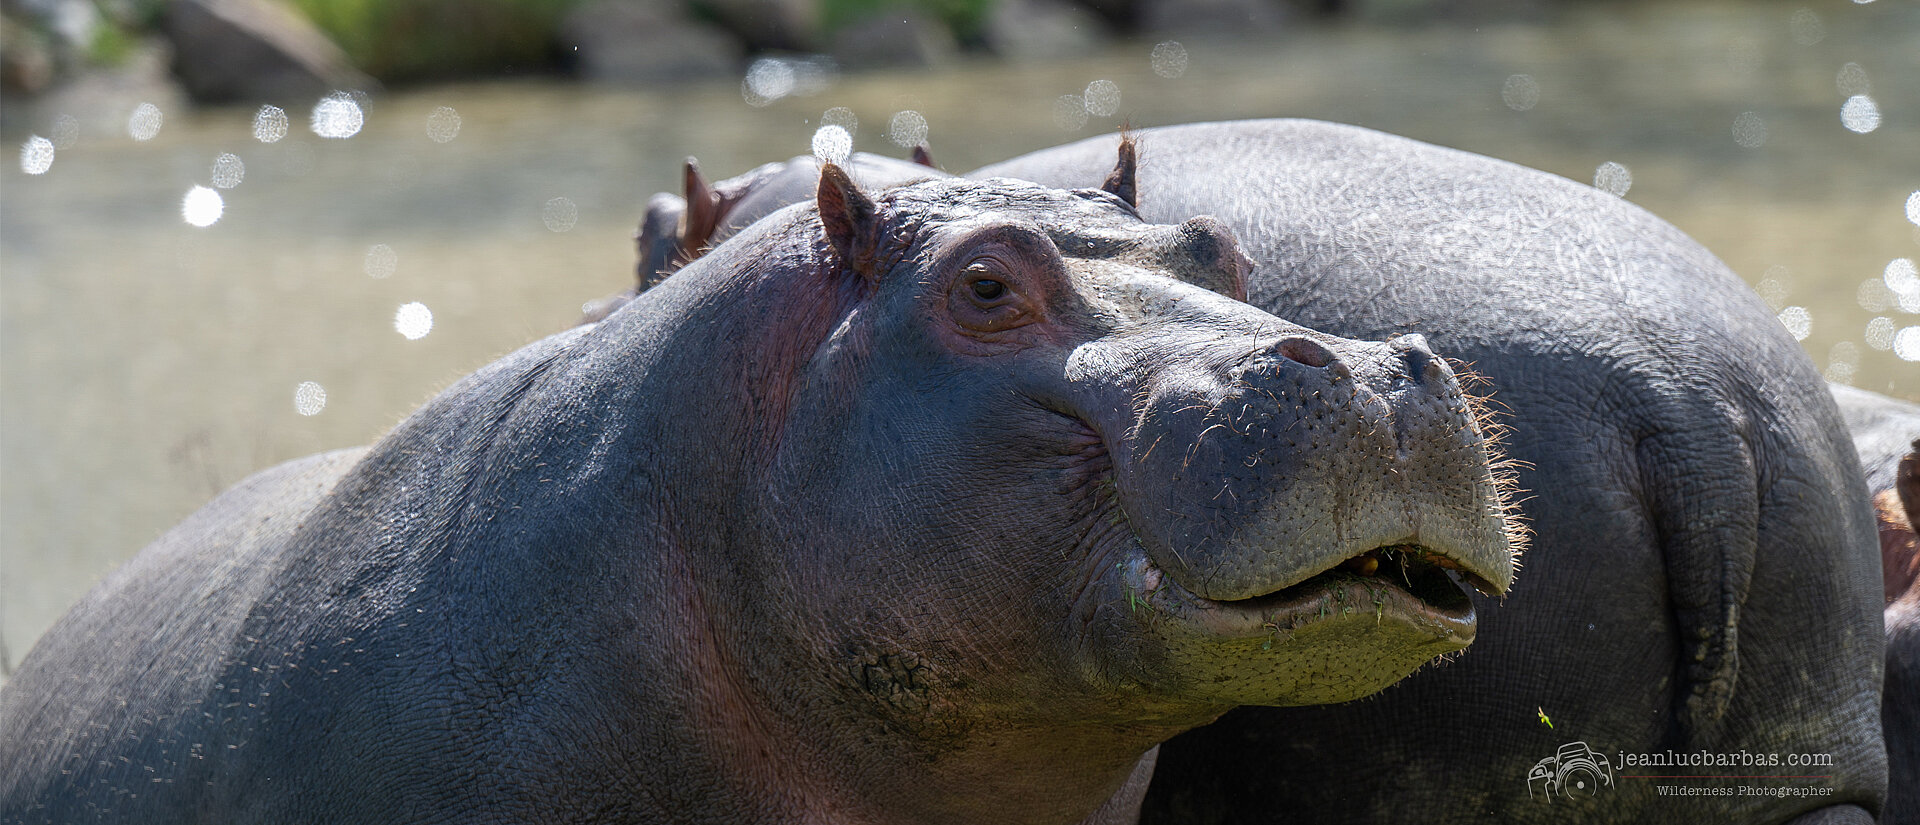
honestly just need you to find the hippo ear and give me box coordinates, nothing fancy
[911,143,937,169]
[680,157,724,260]
[818,162,880,278]
[1100,135,1138,208]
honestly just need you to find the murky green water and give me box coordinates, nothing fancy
[2,0,1916,671]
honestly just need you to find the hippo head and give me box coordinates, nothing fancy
[671,158,1521,747]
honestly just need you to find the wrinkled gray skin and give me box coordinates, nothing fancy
[1834,385,1920,825]
[969,121,1885,824]
[0,171,1521,824]
[1833,384,1920,509]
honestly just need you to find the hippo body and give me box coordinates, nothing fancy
[970,120,1886,823]
[0,171,1519,823]
[1834,385,1920,825]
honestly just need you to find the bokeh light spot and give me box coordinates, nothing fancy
[1777,306,1812,341]
[543,197,579,233]
[888,110,928,148]
[253,105,288,143]
[1836,62,1871,96]
[1866,317,1896,351]
[1502,74,1539,111]
[427,106,462,143]
[812,124,852,165]
[1840,95,1880,134]
[1084,79,1121,118]
[823,106,857,135]
[1732,112,1767,148]
[129,103,163,142]
[50,114,78,148]
[20,135,54,175]
[294,382,327,416]
[1593,162,1632,197]
[1789,9,1824,46]
[1053,95,1088,131]
[311,93,364,139]
[1895,327,1920,362]
[182,185,223,227]
[1150,41,1188,78]
[365,244,398,279]
[211,153,245,188]
[395,302,434,340]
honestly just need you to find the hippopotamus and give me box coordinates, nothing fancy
[1831,384,1920,825]
[956,121,1884,822]
[1882,445,1920,825]
[582,150,939,323]
[1831,383,1920,600]
[0,166,1522,824]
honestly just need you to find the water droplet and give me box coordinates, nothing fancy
[129,102,163,142]
[1593,162,1632,197]
[294,381,328,416]
[1866,317,1896,350]
[364,244,398,279]
[1732,112,1767,148]
[743,58,796,107]
[253,105,289,143]
[19,135,54,175]
[1150,41,1187,78]
[395,302,434,340]
[543,197,578,233]
[1053,95,1088,131]
[426,106,462,143]
[310,93,364,139]
[1836,62,1871,96]
[1840,95,1880,134]
[823,106,857,135]
[1084,79,1121,118]
[887,110,928,148]
[1789,9,1824,46]
[1907,191,1920,227]
[50,114,78,149]
[1895,327,1920,362]
[1501,74,1539,112]
[1777,306,1812,341]
[811,124,852,165]
[211,153,245,189]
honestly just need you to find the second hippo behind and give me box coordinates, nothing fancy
[0,164,1520,825]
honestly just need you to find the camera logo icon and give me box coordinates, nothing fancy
[1528,741,1615,801]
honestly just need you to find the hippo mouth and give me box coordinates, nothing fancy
[1125,543,1493,643]
[1215,544,1490,620]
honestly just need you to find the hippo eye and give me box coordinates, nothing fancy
[970,278,1006,300]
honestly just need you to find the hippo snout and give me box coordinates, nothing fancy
[1115,325,1515,606]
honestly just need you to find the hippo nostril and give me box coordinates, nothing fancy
[1275,337,1336,369]
[1390,334,1441,384]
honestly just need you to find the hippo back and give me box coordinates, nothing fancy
[974,120,1885,823]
